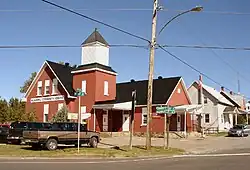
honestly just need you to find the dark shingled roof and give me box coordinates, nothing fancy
[95,77,181,105]
[81,29,109,46]
[46,60,75,96]
[73,62,116,73]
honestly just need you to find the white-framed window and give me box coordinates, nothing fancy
[205,113,210,123]
[104,81,109,96]
[44,80,50,95]
[204,96,208,104]
[141,107,148,126]
[82,80,86,94]
[43,104,49,122]
[81,106,86,114]
[58,103,64,111]
[52,78,58,94]
[37,81,42,96]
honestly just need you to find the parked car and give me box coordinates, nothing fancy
[0,125,10,143]
[7,121,49,144]
[228,124,250,137]
[23,122,100,151]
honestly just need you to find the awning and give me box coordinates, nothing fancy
[174,104,203,114]
[93,101,132,111]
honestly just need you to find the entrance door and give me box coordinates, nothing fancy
[103,112,108,132]
[122,113,130,131]
[177,114,181,131]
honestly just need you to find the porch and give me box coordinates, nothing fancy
[92,101,132,132]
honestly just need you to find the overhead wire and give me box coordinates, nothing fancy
[41,0,150,44]
[3,0,249,99]
[1,8,250,15]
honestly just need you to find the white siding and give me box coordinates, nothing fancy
[81,43,109,66]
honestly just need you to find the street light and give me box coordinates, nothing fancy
[158,6,203,35]
[145,3,203,150]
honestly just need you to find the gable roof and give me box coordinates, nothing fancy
[46,61,75,97]
[81,29,109,46]
[25,60,76,99]
[220,91,242,108]
[190,81,233,106]
[95,76,183,106]
[72,62,116,74]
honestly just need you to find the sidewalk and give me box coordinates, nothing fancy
[99,136,250,154]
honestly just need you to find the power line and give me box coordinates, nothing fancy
[3,44,250,51]
[2,8,250,15]
[0,44,148,49]
[162,44,250,51]
[157,44,245,95]
[41,0,150,44]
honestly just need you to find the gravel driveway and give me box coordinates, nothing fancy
[99,135,250,154]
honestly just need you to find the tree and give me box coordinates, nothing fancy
[0,98,9,123]
[20,72,37,93]
[51,105,69,122]
[7,98,26,121]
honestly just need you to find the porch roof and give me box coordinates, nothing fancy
[174,104,202,114]
[223,107,249,115]
[93,101,132,111]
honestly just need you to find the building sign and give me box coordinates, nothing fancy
[67,113,91,120]
[30,95,65,103]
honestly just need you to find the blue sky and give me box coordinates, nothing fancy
[1,0,250,101]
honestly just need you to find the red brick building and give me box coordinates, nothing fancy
[23,29,197,134]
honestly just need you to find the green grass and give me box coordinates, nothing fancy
[0,144,185,158]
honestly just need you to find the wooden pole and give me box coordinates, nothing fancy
[129,90,136,150]
[146,0,158,150]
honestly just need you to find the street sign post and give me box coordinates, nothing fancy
[74,88,85,154]
[156,106,175,149]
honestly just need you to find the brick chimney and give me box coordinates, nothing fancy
[221,86,224,91]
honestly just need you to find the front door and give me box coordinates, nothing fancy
[122,113,130,131]
[103,112,108,132]
[177,114,181,131]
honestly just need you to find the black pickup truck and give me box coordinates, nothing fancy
[7,121,49,144]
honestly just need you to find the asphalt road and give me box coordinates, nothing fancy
[0,154,249,170]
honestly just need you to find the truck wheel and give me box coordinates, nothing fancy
[89,137,98,148]
[46,139,58,151]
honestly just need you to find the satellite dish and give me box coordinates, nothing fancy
[81,113,91,120]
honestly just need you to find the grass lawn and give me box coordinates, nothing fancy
[0,144,185,158]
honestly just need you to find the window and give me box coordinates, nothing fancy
[58,103,64,111]
[43,104,49,122]
[44,80,50,95]
[81,106,86,114]
[104,81,109,96]
[37,81,42,96]
[204,96,208,104]
[52,78,58,94]
[205,114,210,123]
[82,80,86,94]
[141,107,148,125]
[177,88,181,94]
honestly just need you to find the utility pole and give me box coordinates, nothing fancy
[129,90,136,150]
[237,72,240,94]
[199,75,205,138]
[146,0,158,150]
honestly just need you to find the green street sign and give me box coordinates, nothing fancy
[74,88,85,97]
[156,106,175,114]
